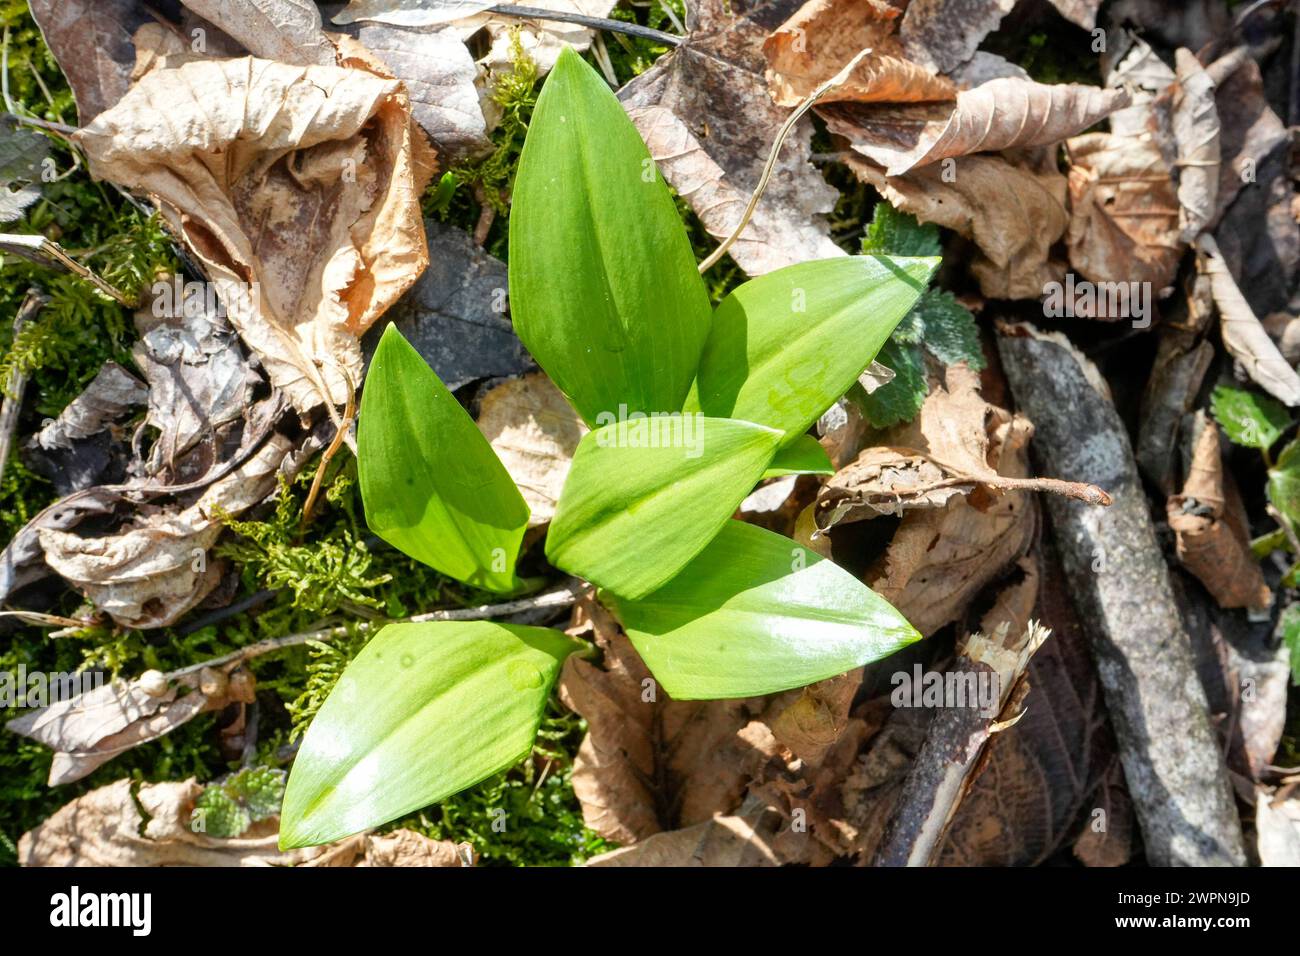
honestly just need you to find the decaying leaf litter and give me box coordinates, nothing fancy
[0,0,1297,867]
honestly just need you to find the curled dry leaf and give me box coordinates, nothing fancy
[836,79,1129,177]
[7,664,256,786]
[75,49,433,413]
[1256,788,1300,867]
[1168,49,1219,242]
[898,0,1016,76]
[842,152,1068,300]
[1047,0,1102,30]
[556,595,770,844]
[762,0,953,107]
[1197,233,1300,406]
[475,372,587,526]
[1065,132,1182,291]
[620,0,844,276]
[1103,31,1176,138]
[1167,422,1270,611]
[38,426,295,629]
[132,280,259,479]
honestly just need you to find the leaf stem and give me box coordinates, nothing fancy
[487,5,682,46]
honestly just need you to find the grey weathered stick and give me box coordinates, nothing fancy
[873,620,1051,866]
[996,321,1246,866]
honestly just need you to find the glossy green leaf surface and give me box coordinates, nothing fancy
[508,46,711,426]
[762,432,833,477]
[279,621,582,848]
[358,324,528,592]
[1269,437,1300,530]
[606,520,920,699]
[686,255,939,443]
[547,416,782,599]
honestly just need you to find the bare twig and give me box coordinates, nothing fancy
[300,370,356,531]
[486,4,682,46]
[163,582,585,679]
[698,50,872,273]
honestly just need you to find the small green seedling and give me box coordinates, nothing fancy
[279,48,940,849]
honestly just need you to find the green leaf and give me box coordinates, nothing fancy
[861,201,942,258]
[1268,438,1300,531]
[279,621,583,848]
[861,338,928,428]
[913,289,985,369]
[1281,604,1300,686]
[508,46,711,426]
[547,415,783,598]
[358,324,528,592]
[686,255,938,443]
[763,433,833,477]
[1212,384,1290,450]
[605,520,920,699]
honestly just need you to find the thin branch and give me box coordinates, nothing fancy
[698,49,873,273]
[0,290,45,486]
[487,4,682,46]
[299,368,356,531]
[163,582,585,679]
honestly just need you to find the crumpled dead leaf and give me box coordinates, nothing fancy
[25,362,146,495]
[19,776,462,866]
[859,369,1040,637]
[1167,422,1270,611]
[557,595,772,844]
[132,280,259,479]
[1065,131,1182,291]
[381,220,531,392]
[842,151,1068,300]
[817,365,1108,530]
[1162,48,1219,242]
[37,415,295,629]
[620,0,844,276]
[1197,233,1300,406]
[1047,0,1102,29]
[475,372,586,527]
[75,47,433,413]
[1256,787,1300,867]
[7,663,256,785]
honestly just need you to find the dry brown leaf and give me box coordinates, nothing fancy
[842,151,1068,300]
[557,595,770,844]
[1103,31,1176,138]
[132,280,259,479]
[38,424,294,629]
[475,372,587,526]
[817,365,1108,530]
[7,664,255,785]
[1256,788,1300,866]
[179,0,336,66]
[837,79,1129,177]
[620,0,844,276]
[18,778,453,866]
[586,799,783,867]
[765,669,861,767]
[1167,422,1270,610]
[1197,233,1300,406]
[1065,131,1182,290]
[763,0,953,107]
[899,0,1016,75]
[864,373,1039,637]
[28,0,152,122]
[1162,49,1219,242]
[75,51,433,413]
[27,362,146,471]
